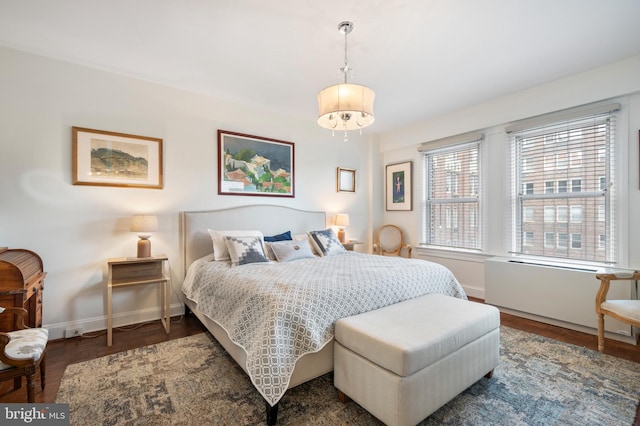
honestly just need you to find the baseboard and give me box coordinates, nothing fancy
[494,305,638,345]
[462,284,484,300]
[44,303,186,341]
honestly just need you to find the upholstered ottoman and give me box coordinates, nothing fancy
[334,293,500,426]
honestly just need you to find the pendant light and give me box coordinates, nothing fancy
[317,21,375,141]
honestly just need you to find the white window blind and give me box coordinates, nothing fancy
[509,103,618,263]
[421,135,482,250]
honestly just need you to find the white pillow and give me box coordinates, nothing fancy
[307,229,346,257]
[293,233,320,256]
[224,236,269,267]
[268,239,315,262]
[208,229,264,261]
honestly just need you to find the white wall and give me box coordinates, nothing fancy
[379,55,640,297]
[0,46,379,339]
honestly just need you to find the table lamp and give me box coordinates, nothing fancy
[335,214,350,243]
[130,214,158,258]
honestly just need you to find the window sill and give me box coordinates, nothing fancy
[414,246,492,263]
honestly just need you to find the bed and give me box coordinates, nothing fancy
[180,205,466,424]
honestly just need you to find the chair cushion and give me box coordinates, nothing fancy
[0,328,49,370]
[602,300,640,322]
[335,294,500,377]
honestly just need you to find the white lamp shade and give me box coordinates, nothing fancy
[130,215,159,233]
[317,83,375,131]
[335,214,350,227]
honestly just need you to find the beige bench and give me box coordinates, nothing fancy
[334,293,500,426]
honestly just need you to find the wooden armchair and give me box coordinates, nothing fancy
[373,225,412,258]
[594,271,640,352]
[0,306,48,402]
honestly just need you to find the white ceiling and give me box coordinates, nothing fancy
[1,0,639,134]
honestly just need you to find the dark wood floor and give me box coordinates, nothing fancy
[1,308,638,422]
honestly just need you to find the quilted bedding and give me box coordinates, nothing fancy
[182,251,466,406]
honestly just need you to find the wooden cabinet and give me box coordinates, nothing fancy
[0,248,46,331]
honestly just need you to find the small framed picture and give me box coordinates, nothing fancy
[72,127,163,189]
[337,167,356,192]
[386,161,412,211]
[218,130,294,197]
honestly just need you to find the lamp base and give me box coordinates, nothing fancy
[337,228,346,243]
[137,238,151,258]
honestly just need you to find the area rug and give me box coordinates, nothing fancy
[55,327,640,425]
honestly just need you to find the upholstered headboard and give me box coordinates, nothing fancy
[180,205,326,271]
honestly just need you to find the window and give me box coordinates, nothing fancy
[544,232,555,248]
[557,180,568,193]
[469,205,478,228]
[557,233,568,249]
[422,135,483,250]
[599,176,606,191]
[557,206,568,223]
[571,233,582,249]
[544,207,555,223]
[545,181,555,194]
[510,103,618,263]
[523,207,535,222]
[569,151,583,168]
[571,179,582,192]
[523,231,534,246]
[570,206,582,223]
[556,153,568,169]
[470,174,479,196]
[523,182,534,195]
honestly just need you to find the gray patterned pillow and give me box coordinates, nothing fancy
[224,236,269,266]
[268,239,315,262]
[307,229,346,256]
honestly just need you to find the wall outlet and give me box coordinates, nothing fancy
[64,327,83,338]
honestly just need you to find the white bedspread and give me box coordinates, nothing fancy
[182,252,466,406]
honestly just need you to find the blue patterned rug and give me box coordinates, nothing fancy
[56,326,640,425]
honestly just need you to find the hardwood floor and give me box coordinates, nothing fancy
[0,308,638,423]
[0,314,207,404]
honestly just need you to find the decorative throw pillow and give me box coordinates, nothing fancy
[264,231,292,260]
[264,230,292,242]
[293,234,320,256]
[208,229,264,261]
[307,229,346,257]
[224,236,269,267]
[268,239,315,262]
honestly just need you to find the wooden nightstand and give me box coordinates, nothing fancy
[107,255,170,346]
[343,241,363,251]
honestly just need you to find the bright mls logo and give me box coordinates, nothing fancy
[1,404,69,425]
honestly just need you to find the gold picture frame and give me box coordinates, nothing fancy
[337,167,356,192]
[72,127,163,189]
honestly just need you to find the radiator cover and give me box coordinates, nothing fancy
[485,257,637,343]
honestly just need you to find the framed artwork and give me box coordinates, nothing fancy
[72,127,163,189]
[337,167,356,192]
[386,161,412,211]
[218,130,294,197]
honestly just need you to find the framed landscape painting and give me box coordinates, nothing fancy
[72,127,163,189]
[386,161,412,211]
[218,130,295,197]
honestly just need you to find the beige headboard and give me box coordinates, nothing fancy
[180,205,326,271]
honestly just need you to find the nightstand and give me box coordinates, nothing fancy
[106,255,170,346]
[342,241,363,251]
